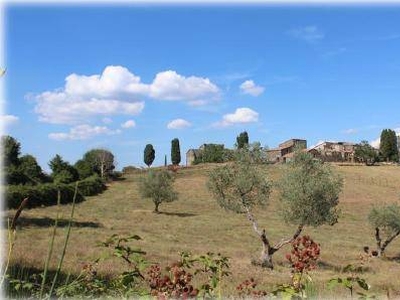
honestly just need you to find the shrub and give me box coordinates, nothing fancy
[5,176,105,209]
[5,183,84,209]
[75,175,106,196]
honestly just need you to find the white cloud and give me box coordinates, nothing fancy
[121,120,136,129]
[149,70,220,102]
[35,92,145,124]
[240,80,265,96]
[370,138,380,149]
[0,114,19,126]
[49,124,121,141]
[214,107,259,127]
[343,128,358,134]
[33,66,220,125]
[288,26,324,42]
[102,117,113,124]
[167,118,192,129]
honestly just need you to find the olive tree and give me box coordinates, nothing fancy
[139,169,178,213]
[208,149,343,269]
[368,203,400,257]
[208,147,273,267]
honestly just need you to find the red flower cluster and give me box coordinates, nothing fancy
[147,262,199,299]
[286,235,320,274]
[236,278,268,298]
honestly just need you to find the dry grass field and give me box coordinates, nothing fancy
[3,163,400,298]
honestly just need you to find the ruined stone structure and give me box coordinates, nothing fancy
[186,144,225,166]
[266,138,307,163]
[186,149,202,166]
[309,141,355,162]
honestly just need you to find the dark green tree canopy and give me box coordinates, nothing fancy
[236,131,249,149]
[74,159,95,179]
[49,154,79,184]
[380,129,399,162]
[144,144,155,167]
[83,149,115,179]
[171,138,181,165]
[354,140,379,166]
[2,135,21,167]
[19,154,45,183]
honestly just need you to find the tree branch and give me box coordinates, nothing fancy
[381,229,400,254]
[272,224,304,252]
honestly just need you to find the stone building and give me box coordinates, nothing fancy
[186,149,202,166]
[266,138,307,163]
[309,141,355,162]
[186,143,225,166]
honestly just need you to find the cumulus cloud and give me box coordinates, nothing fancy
[214,107,259,127]
[0,114,19,126]
[49,124,121,141]
[149,70,219,101]
[121,120,136,129]
[32,66,220,125]
[288,26,324,42]
[167,118,192,129]
[240,80,265,96]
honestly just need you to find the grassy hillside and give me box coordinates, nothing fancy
[4,163,400,298]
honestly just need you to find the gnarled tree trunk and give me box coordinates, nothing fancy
[246,208,303,269]
[374,227,400,257]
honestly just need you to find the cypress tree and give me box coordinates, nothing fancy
[236,131,249,149]
[171,138,181,165]
[144,144,155,167]
[380,129,398,162]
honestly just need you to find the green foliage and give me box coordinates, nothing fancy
[49,155,79,184]
[139,169,178,213]
[194,144,225,164]
[74,159,95,180]
[122,166,141,174]
[180,252,231,298]
[208,148,271,213]
[369,203,400,235]
[279,150,343,227]
[2,135,21,167]
[76,175,105,196]
[380,129,399,162]
[5,176,105,209]
[328,275,374,299]
[171,138,181,165]
[143,144,155,167]
[236,131,249,149]
[19,154,46,184]
[4,165,29,185]
[354,141,379,166]
[83,149,115,179]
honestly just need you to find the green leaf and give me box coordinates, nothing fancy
[356,278,370,291]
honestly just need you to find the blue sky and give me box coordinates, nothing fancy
[2,4,400,171]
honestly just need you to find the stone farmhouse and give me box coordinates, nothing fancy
[187,138,360,166]
[266,138,307,163]
[308,141,356,163]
